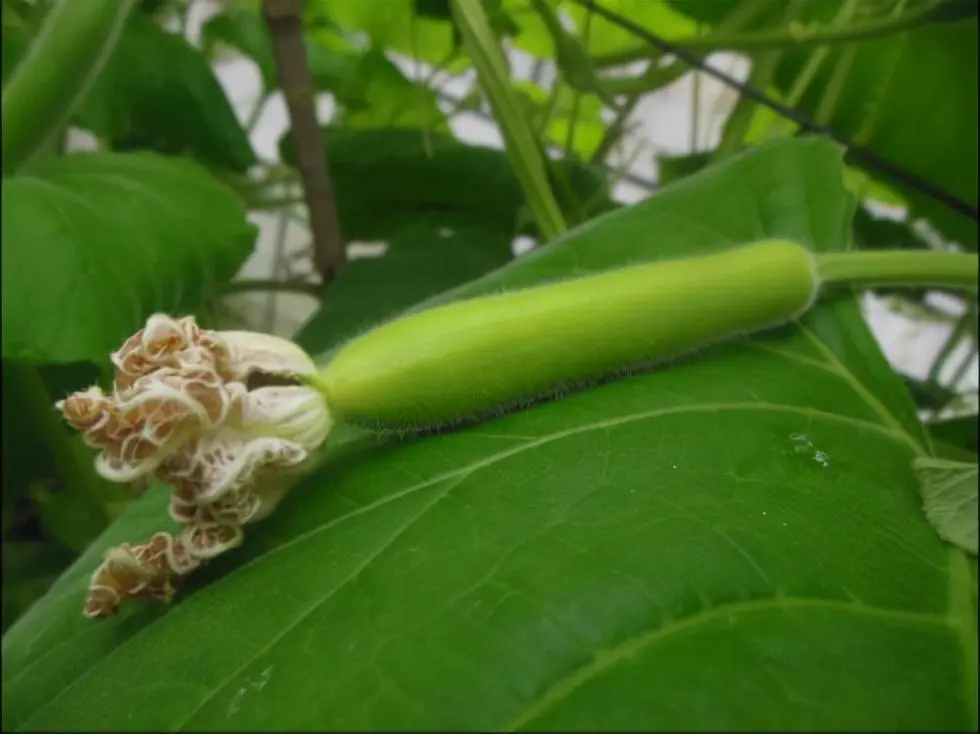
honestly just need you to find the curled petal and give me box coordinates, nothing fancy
[167,480,200,524]
[177,521,244,562]
[218,331,318,381]
[83,532,195,618]
[158,432,309,506]
[88,367,247,483]
[241,385,333,449]
[56,386,112,443]
[112,314,235,391]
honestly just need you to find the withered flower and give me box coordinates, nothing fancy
[84,524,243,618]
[59,314,334,618]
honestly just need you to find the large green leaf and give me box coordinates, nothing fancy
[278,127,612,241]
[776,17,978,250]
[665,0,978,249]
[295,223,513,355]
[1,151,257,365]
[74,15,256,172]
[3,137,975,731]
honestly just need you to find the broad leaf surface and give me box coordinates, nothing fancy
[2,138,975,731]
[1,152,257,364]
[295,224,513,355]
[278,127,611,241]
[775,17,978,250]
[666,0,978,249]
[75,15,256,172]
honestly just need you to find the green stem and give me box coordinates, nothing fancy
[590,90,642,164]
[817,251,979,291]
[713,49,782,160]
[599,0,768,98]
[602,58,688,96]
[451,0,567,241]
[813,41,857,126]
[2,0,136,175]
[592,0,954,68]
[760,0,858,140]
[715,0,807,159]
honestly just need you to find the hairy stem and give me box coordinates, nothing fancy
[2,0,136,175]
[817,251,979,291]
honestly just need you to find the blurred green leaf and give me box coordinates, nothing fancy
[927,414,980,455]
[1,361,103,517]
[202,7,362,94]
[655,149,712,186]
[204,9,447,130]
[278,126,610,241]
[74,14,256,172]
[924,0,979,23]
[296,223,513,356]
[1,151,257,364]
[777,18,978,250]
[31,477,107,554]
[901,373,961,413]
[4,137,973,732]
[852,206,929,251]
[667,0,978,249]
[336,50,449,131]
[504,0,694,59]
[1,541,74,634]
[0,23,32,84]
[914,457,978,555]
[564,0,695,56]
[309,0,457,63]
[515,80,607,159]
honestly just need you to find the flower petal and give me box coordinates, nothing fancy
[218,330,318,379]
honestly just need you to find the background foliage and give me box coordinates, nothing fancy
[1,0,977,730]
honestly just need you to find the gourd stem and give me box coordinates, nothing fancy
[816,251,978,292]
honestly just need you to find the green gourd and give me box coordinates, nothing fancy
[315,239,819,430]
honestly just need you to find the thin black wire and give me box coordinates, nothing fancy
[568,0,979,223]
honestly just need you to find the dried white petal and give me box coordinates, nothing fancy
[217,330,318,380]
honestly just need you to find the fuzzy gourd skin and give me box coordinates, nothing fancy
[317,239,819,430]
